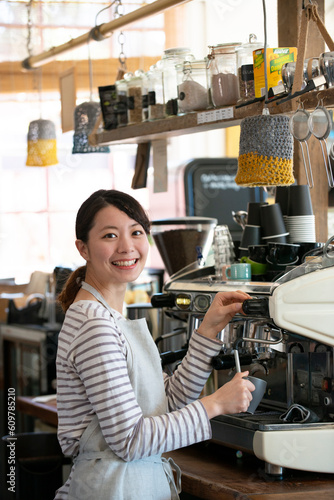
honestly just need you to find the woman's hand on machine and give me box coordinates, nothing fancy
[201,371,255,418]
[197,291,251,340]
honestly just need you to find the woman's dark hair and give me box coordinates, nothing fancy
[58,189,151,312]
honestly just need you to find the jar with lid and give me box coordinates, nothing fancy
[148,62,165,120]
[176,59,210,114]
[161,47,195,116]
[115,78,128,127]
[126,71,144,124]
[207,43,241,107]
[236,34,263,103]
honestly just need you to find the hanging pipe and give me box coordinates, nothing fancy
[22,0,191,70]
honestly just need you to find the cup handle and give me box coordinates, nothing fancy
[226,266,231,279]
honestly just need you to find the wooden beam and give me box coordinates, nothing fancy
[0,57,159,94]
[278,0,328,242]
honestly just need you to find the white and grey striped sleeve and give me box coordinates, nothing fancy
[57,303,218,462]
[164,329,223,411]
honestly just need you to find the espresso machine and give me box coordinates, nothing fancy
[152,238,334,476]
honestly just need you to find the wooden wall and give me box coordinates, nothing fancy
[278,0,328,241]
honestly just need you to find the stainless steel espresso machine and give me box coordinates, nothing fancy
[151,240,334,476]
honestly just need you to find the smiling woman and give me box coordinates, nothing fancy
[55,188,254,500]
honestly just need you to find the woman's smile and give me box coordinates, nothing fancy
[112,258,139,268]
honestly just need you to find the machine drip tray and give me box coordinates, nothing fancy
[213,410,334,431]
[211,409,334,457]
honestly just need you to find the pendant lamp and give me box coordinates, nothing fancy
[26,118,58,167]
[25,1,58,167]
[72,31,110,154]
[72,101,110,154]
[235,0,295,187]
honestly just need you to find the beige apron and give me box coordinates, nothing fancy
[66,282,181,500]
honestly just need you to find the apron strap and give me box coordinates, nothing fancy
[81,282,116,316]
[162,457,182,498]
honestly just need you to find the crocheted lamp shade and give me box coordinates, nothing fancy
[72,101,110,154]
[235,114,295,187]
[26,119,58,167]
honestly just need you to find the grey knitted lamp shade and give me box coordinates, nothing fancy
[72,101,110,154]
[235,113,295,187]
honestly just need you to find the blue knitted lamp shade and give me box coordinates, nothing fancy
[72,101,110,154]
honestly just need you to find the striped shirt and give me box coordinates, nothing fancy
[56,300,222,462]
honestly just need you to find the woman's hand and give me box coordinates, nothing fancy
[201,371,255,418]
[197,291,251,339]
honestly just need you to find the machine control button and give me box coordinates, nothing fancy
[193,294,211,312]
[175,294,192,310]
[151,293,175,308]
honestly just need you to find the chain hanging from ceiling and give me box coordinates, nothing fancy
[25,0,58,167]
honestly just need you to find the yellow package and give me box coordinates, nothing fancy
[253,47,297,97]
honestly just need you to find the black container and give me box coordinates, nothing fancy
[260,203,287,237]
[267,242,300,267]
[295,242,324,262]
[239,224,262,251]
[247,202,268,225]
[275,186,290,216]
[288,184,313,216]
[98,85,118,130]
[248,244,268,264]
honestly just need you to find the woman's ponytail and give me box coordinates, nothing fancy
[57,266,86,312]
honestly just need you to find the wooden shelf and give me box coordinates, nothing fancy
[90,87,334,146]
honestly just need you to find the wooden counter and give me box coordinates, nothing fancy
[163,442,334,500]
[16,397,334,499]
[17,395,58,427]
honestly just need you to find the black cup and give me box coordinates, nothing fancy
[294,242,324,263]
[240,225,262,250]
[288,184,314,216]
[248,244,268,264]
[247,202,269,226]
[260,203,287,238]
[267,242,300,267]
[275,186,289,216]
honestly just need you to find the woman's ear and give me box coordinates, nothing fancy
[76,239,89,261]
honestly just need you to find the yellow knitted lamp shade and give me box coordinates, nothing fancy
[26,119,58,167]
[235,114,295,187]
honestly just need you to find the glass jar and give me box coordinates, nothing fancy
[161,47,195,116]
[176,59,210,114]
[126,71,143,124]
[207,42,241,107]
[236,34,263,103]
[282,58,322,93]
[115,78,128,127]
[148,62,165,120]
